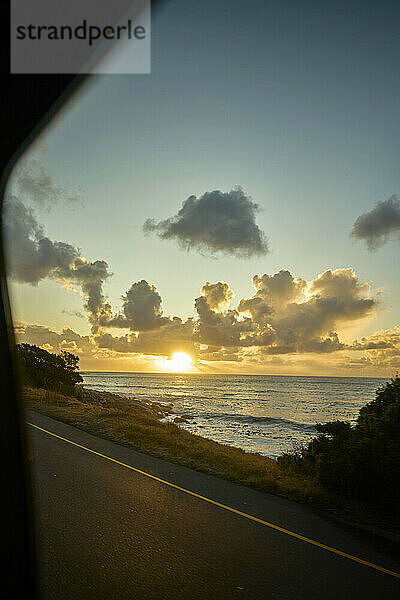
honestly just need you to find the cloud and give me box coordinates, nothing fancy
[238,270,307,325]
[351,195,400,250]
[21,320,400,375]
[5,165,181,339]
[98,269,377,360]
[237,268,376,354]
[3,196,80,284]
[100,280,169,332]
[65,258,112,333]
[195,294,256,347]
[16,267,387,374]
[96,281,197,356]
[6,161,381,365]
[96,317,195,357]
[123,280,164,330]
[15,323,94,356]
[12,154,82,208]
[198,345,243,362]
[201,281,234,311]
[143,186,268,258]
[4,193,112,334]
[339,326,400,372]
[349,327,400,352]
[62,309,86,319]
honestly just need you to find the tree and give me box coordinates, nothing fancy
[16,343,83,393]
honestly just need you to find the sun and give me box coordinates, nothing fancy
[159,352,194,372]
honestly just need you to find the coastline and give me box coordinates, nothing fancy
[81,371,387,458]
[23,386,326,500]
[24,385,399,533]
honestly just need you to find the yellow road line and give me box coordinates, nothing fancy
[27,420,400,580]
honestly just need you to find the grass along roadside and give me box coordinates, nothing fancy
[24,386,326,502]
[24,386,399,532]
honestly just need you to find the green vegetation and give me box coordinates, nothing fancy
[17,343,83,393]
[21,344,399,529]
[279,377,400,512]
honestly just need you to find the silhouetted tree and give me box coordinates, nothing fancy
[17,343,83,393]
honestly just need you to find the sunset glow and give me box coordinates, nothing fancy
[6,2,400,380]
[159,352,194,373]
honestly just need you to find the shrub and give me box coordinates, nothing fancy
[16,343,83,393]
[278,377,400,508]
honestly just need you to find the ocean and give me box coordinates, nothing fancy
[80,372,389,458]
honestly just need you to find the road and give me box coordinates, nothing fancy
[27,411,400,599]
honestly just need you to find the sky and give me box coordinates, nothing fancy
[5,0,400,376]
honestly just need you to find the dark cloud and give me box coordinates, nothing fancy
[66,258,112,333]
[122,280,164,330]
[143,187,268,258]
[4,194,111,334]
[5,167,173,337]
[121,280,167,331]
[4,196,79,284]
[99,279,170,332]
[351,195,400,251]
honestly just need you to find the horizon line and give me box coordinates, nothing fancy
[79,370,389,379]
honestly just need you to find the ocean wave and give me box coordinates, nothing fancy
[204,413,316,431]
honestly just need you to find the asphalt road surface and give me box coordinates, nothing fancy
[27,411,400,600]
